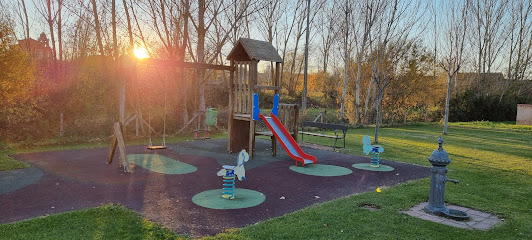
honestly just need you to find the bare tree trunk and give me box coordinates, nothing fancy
[180,0,190,124]
[363,78,373,125]
[57,0,62,61]
[22,0,30,39]
[91,0,105,56]
[443,74,453,135]
[197,0,206,113]
[302,0,310,111]
[341,1,349,120]
[123,0,133,51]
[112,0,118,60]
[374,89,384,143]
[46,0,56,60]
[404,108,407,124]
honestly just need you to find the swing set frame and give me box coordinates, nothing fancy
[107,55,233,172]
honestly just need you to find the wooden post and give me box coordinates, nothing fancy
[248,60,257,158]
[108,122,129,172]
[275,62,281,95]
[228,60,235,152]
[59,112,64,137]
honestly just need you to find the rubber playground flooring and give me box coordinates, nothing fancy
[1,139,429,238]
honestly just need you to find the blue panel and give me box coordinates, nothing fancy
[253,93,260,120]
[272,94,279,117]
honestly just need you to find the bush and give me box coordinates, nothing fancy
[449,89,531,122]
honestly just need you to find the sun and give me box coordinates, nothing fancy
[134,46,149,59]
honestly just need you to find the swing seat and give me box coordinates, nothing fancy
[194,129,211,140]
[147,145,166,150]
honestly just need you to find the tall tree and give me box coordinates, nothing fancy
[57,0,63,61]
[302,0,311,111]
[316,0,338,73]
[354,0,383,125]
[439,0,470,135]
[90,0,105,56]
[469,0,509,76]
[340,0,350,120]
[369,0,426,143]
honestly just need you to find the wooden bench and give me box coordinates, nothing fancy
[299,121,347,149]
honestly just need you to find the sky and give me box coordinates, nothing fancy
[4,0,523,76]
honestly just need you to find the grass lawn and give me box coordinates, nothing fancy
[0,204,186,240]
[1,122,531,239]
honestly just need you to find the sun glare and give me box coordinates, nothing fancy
[134,46,149,59]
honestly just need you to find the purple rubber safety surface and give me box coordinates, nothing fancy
[0,139,429,238]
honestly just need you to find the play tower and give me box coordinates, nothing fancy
[227,38,292,158]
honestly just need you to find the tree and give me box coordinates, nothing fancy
[439,0,470,135]
[302,0,310,111]
[0,11,37,126]
[369,0,426,143]
[354,0,383,125]
[316,0,339,73]
[506,0,532,82]
[468,0,509,97]
[340,0,350,120]
[90,0,105,56]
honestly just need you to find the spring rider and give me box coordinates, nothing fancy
[352,135,394,171]
[362,135,384,167]
[216,149,249,199]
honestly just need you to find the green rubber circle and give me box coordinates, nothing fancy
[128,154,197,174]
[0,167,43,195]
[289,164,353,177]
[352,163,394,172]
[192,188,265,209]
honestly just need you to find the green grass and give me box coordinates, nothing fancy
[1,122,532,239]
[0,204,187,240]
[0,142,29,171]
[215,122,532,240]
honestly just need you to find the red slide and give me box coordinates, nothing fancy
[259,113,317,166]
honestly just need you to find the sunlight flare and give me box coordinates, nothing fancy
[134,46,149,59]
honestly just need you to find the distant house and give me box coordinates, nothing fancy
[17,32,53,61]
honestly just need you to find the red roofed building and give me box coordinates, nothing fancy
[17,32,53,61]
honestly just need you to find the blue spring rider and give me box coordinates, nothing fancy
[216,149,249,199]
[362,135,384,167]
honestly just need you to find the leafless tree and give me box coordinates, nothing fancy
[439,0,470,135]
[316,0,339,73]
[11,0,31,40]
[369,0,426,143]
[257,0,282,84]
[302,0,311,111]
[33,0,57,60]
[468,0,509,94]
[506,0,532,82]
[354,0,384,125]
[90,0,105,56]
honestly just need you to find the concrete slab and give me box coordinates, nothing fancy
[402,202,501,231]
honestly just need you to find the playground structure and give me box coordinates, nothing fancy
[108,52,233,172]
[226,38,300,158]
[108,38,300,171]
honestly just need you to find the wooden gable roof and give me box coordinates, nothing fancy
[227,38,283,63]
